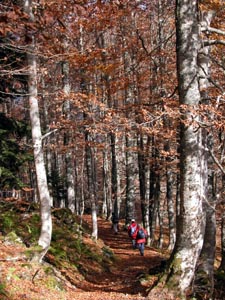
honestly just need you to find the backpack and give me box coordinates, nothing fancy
[137,228,146,239]
[129,224,137,237]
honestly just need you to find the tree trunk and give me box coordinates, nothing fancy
[62,59,76,212]
[85,131,98,239]
[220,180,225,270]
[149,137,160,246]
[138,134,150,243]
[24,0,52,262]
[149,1,204,298]
[125,134,137,222]
[102,146,112,219]
[168,0,204,293]
[194,10,216,298]
[166,164,176,251]
[157,180,164,249]
[76,146,85,216]
[110,132,123,223]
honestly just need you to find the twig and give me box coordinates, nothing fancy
[208,148,225,175]
[32,269,40,284]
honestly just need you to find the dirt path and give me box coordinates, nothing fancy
[73,216,164,300]
[0,214,165,300]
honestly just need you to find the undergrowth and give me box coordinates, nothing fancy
[0,199,115,284]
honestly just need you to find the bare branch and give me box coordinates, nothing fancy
[203,39,225,47]
[208,148,225,175]
[201,26,225,37]
[42,129,58,140]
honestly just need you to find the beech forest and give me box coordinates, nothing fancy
[0,1,225,299]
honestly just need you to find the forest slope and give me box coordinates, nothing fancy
[0,201,165,300]
[0,202,224,300]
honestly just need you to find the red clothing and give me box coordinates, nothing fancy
[136,228,147,244]
[128,222,138,239]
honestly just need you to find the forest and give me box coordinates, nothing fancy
[0,0,225,299]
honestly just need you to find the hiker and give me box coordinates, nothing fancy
[111,212,119,234]
[128,219,138,249]
[135,224,148,256]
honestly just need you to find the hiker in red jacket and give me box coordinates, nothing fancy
[135,225,147,256]
[128,219,138,249]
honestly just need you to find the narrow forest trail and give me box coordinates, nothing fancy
[73,215,165,300]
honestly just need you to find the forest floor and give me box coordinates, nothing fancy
[2,210,224,300]
[0,214,167,300]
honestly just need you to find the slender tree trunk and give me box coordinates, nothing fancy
[62,59,76,212]
[85,132,98,239]
[164,123,176,250]
[120,14,139,224]
[41,79,53,207]
[166,163,176,250]
[157,180,164,249]
[195,173,216,298]
[138,134,150,243]
[125,134,137,222]
[194,10,216,298]
[110,132,120,224]
[58,150,66,208]
[149,138,160,246]
[24,0,52,262]
[195,122,216,298]
[76,146,85,216]
[103,147,112,219]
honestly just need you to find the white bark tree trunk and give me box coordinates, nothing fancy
[168,0,204,294]
[125,134,137,221]
[194,10,216,298]
[149,1,204,298]
[24,0,52,261]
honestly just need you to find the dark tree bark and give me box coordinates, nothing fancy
[102,146,112,219]
[138,134,150,243]
[110,132,120,223]
[149,137,161,246]
[85,132,98,239]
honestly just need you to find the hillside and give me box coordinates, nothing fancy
[0,199,224,300]
[0,199,165,300]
